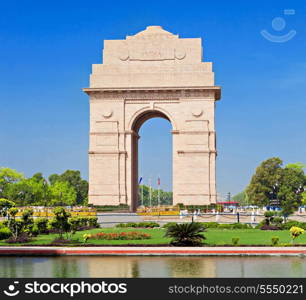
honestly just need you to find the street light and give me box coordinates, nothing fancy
[269,182,280,208]
[43,179,47,217]
[18,191,25,207]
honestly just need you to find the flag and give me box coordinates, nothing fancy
[157,177,160,186]
[139,177,143,184]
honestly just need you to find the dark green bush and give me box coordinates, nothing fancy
[88,217,99,228]
[271,236,279,246]
[116,222,159,228]
[69,217,81,233]
[52,207,71,239]
[35,218,49,234]
[200,222,219,229]
[165,222,206,246]
[31,224,39,237]
[0,227,11,240]
[163,222,177,229]
[272,217,283,226]
[217,224,233,229]
[264,211,276,226]
[232,237,240,245]
[298,222,306,230]
[281,221,301,230]
[137,222,159,228]
[231,223,251,229]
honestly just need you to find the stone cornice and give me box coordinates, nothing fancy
[88,150,127,155]
[172,130,215,135]
[177,150,217,154]
[83,86,221,100]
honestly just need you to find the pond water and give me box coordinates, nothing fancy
[1,256,306,278]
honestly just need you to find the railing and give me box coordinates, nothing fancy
[95,211,306,226]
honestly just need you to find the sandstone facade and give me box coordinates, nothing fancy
[84,26,221,211]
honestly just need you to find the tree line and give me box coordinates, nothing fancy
[0,167,88,206]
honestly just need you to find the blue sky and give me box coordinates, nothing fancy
[0,0,305,198]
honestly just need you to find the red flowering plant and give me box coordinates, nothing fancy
[84,231,151,241]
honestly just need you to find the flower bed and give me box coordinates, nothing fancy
[83,231,151,242]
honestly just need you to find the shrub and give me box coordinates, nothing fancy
[290,226,305,242]
[78,217,89,227]
[200,222,219,229]
[217,224,232,229]
[8,207,18,219]
[125,222,137,227]
[232,223,251,229]
[35,218,49,234]
[69,217,81,234]
[6,233,31,243]
[163,222,177,229]
[7,219,24,240]
[88,217,99,228]
[271,236,279,246]
[0,227,11,240]
[52,207,71,239]
[298,222,306,230]
[165,222,206,246]
[31,224,39,237]
[0,221,6,228]
[84,231,151,241]
[0,198,15,217]
[116,222,158,228]
[260,225,280,231]
[255,220,265,229]
[264,211,275,226]
[272,217,283,226]
[21,209,34,234]
[232,237,240,246]
[137,222,159,228]
[281,221,301,230]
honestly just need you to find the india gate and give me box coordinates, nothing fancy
[83,26,221,211]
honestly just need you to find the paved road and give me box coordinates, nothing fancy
[97,213,143,227]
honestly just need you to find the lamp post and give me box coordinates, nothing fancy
[43,179,47,217]
[269,183,280,208]
[18,191,25,207]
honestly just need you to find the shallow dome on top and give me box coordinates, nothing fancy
[128,25,178,39]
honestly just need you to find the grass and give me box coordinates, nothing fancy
[1,228,306,246]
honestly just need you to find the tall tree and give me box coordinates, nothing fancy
[232,191,249,206]
[0,167,24,197]
[48,170,88,205]
[278,167,305,216]
[246,157,283,206]
[49,181,77,206]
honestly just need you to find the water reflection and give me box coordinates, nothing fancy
[1,256,306,278]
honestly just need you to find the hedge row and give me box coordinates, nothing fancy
[162,222,252,229]
[116,222,160,228]
[0,216,99,240]
[256,220,306,231]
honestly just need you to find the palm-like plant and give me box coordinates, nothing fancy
[164,222,206,246]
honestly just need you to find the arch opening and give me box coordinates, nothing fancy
[131,110,173,211]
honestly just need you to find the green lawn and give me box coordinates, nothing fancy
[0,228,305,246]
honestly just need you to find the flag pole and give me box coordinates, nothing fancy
[141,184,143,206]
[149,178,152,207]
[158,175,160,207]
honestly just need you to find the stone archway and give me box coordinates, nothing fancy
[130,109,172,211]
[84,26,221,211]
